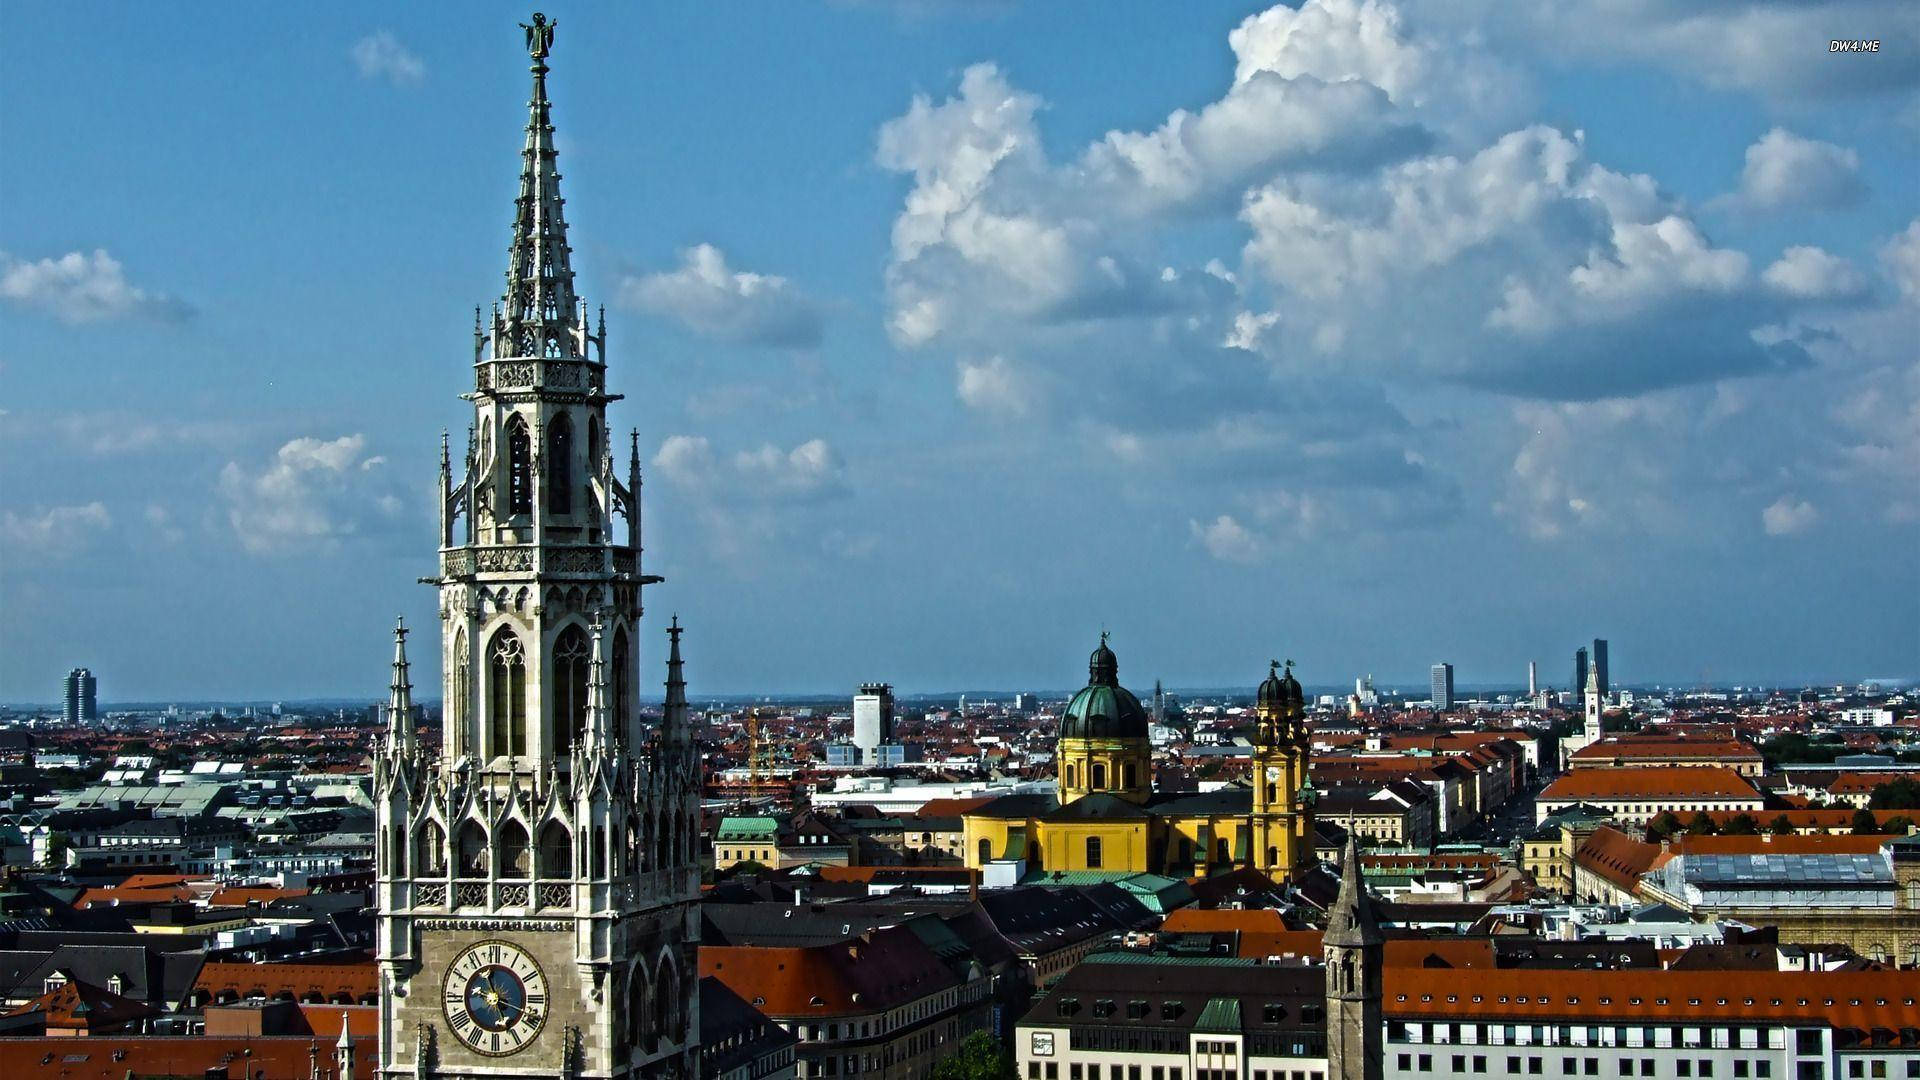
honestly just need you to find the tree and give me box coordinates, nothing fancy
[932,1032,1017,1080]
[1850,808,1880,835]
[1686,811,1718,836]
[1768,815,1797,836]
[1722,814,1761,835]
[1882,815,1916,834]
[1867,777,1920,811]
[1649,811,1685,838]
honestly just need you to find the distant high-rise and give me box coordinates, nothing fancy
[1573,647,1589,703]
[1527,660,1537,697]
[853,682,894,763]
[1592,638,1610,696]
[63,668,96,725]
[1430,663,1454,711]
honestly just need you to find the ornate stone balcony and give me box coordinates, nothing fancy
[474,357,605,395]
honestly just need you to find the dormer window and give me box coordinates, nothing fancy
[44,971,68,995]
[107,975,124,995]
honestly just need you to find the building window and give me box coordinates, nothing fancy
[507,415,532,516]
[488,628,528,757]
[552,624,591,756]
[1123,762,1137,788]
[548,413,573,515]
[1067,764,1078,788]
[612,628,630,732]
[450,630,471,757]
[1086,836,1103,869]
[1092,763,1108,789]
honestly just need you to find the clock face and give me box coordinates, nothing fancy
[1265,766,1280,781]
[1031,1031,1055,1056]
[442,940,548,1056]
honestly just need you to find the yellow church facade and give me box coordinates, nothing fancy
[963,637,1313,882]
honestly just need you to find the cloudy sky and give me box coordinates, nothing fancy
[3,2,1916,701]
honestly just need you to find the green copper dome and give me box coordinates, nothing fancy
[1060,633,1151,740]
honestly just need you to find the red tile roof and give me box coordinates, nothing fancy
[194,959,378,1002]
[912,797,997,819]
[1675,833,1892,856]
[1570,736,1761,762]
[1542,766,1760,802]
[0,1036,378,1078]
[1386,968,1920,1031]
[700,924,960,1017]
[1574,826,1670,892]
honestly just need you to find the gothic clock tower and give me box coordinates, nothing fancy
[374,13,700,1078]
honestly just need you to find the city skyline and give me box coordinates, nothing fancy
[4,2,1917,700]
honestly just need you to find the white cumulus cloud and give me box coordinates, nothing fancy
[1881,219,1920,306]
[1762,246,1869,300]
[0,249,189,324]
[654,435,846,502]
[620,244,823,348]
[956,356,1037,418]
[217,434,402,554]
[1721,128,1865,212]
[1762,495,1817,536]
[351,31,425,86]
[0,502,112,555]
[1191,514,1263,563]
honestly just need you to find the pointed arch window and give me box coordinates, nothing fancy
[506,416,532,516]
[653,963,678,1049]
[488,629,528,757]
[612,627,631,737]
[450,631,471,759]
[417,821,447,876]
[548,414,573,515]
[629,965,651,1050]
[497,820,531,879]
[456,820,488,877]
[552,624,591,756]
[537,821,573,879]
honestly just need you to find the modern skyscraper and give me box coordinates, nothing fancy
[1573,646,1589,703]
[1527,660,1537,697]
[852,682,893,764]
[373,15,699,1077]
[1592,637,1610,696]
[63,668,97,725]
[1430,663,1454,711]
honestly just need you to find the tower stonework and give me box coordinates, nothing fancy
[374,14,700,1078]
[1323,833,1384,1080]
[1251,661,1312,877]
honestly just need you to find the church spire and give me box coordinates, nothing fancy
[499,11,581,360]
[583,614,610,757]
[663,616,688,752]
[1324,832,1383,947]
[388,617,415,755]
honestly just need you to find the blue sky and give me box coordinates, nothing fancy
[3,1,1917,701]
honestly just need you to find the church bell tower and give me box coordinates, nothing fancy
[1251,660,1311,876]
[374,13,701,1078]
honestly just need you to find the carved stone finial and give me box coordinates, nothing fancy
[522,12,556,61]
